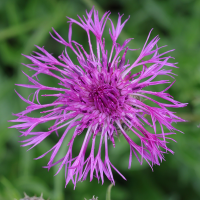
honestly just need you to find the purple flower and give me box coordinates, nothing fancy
[9,7,187,188]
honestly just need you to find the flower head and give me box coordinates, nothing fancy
[9,7,187,188]
[18,193,44,200]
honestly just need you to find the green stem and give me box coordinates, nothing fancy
[106,184,114,200]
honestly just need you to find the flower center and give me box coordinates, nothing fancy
[89,84,120,114]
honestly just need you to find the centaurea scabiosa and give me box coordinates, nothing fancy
[9,7,187,188]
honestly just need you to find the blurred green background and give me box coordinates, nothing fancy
[0,0,200,199]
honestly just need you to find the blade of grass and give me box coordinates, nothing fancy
[0,177,21,200]
[0,20,40,41]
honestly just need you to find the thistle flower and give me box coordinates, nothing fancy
[15,193,45,200]
[9,7,187,188]
[85,196,98,200]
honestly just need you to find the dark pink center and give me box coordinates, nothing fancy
[89,84,120,114]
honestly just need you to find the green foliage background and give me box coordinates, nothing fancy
[0,0,200,199]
